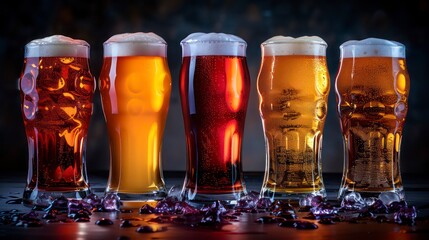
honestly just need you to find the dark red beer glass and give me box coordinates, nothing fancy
[19,35,94,206]
[179,33,250,205]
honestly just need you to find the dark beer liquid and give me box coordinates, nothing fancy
[180,56,250,194]
[20,57,94,191]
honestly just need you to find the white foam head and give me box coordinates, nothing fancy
[340,38,405,58]
[25,35,89,58]
[261,36,327,56]
[181,32,247,57]
[103,32,167,57]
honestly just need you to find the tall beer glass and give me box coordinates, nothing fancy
[258,36,329,201]
[336,38,409,200]
[179,33,250,205]
[19,35,95,206]
[100,33,171,203]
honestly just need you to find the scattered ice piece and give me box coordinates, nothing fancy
[378,192,401,206]
[139,204,155,214]
[278,220,318,229]
[136,225,166,233]
[366,199,388,214]
[394,205,417,225]
[341,192,365,210]
[102,193,121,212]
[83,193,102,209]
[95,218,114,226]
[256,197,272,209]
[154,197,177,214]
[34,193,52,208]
[388,200,407,213]
[167,185,182,200]
[311,202,338,218]
[174,201,199,215]
[235,191,259,212]
[120,220,139,228]
[299,193,324,207]
[200,201,227,225]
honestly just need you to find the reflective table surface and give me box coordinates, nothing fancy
[1,172,428,240]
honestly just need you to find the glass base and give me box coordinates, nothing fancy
[181,188,246,208]
[107,190,167,208]
[260,188,327,203]
[338,187,405,201]
[22,187,91,207]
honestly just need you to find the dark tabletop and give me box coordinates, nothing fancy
[1,172,428,240]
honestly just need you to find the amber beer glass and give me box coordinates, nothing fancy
[179,33,250,204]
[100,33,171,202]
[336,38,409,200]
[19,35,95,206]
[257,36,330,200]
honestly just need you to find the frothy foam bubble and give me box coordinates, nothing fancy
[181,32,247,57]
[261,36,327,56]
[340,38,405,58]
[25,35,89,58]
[103,32,167,57]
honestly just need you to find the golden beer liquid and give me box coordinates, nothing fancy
[258,55,329,195]
[336,57,409,195]
[100,56,171,194]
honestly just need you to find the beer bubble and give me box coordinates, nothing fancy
[20,73,35,94]
[60,57,75,64]
[394,101,407,120]
[363,101,385,119]
[127,99,144,115]
[395,73,407,94]
[315,100,327,119]
[23,99,36,120]
[181,32,246,57]
[25,35,89,58]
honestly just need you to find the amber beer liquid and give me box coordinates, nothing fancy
[336,38,409,200]
[19,36,94,206]
[100,33,171,202]
[257,36,329,200]
[180,33,250,204]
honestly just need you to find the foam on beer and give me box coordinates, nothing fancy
[261,36,327,56]
[25,35,89,58]
[181,32,247,57]
[104,32,167,57]
[340,38,405,58]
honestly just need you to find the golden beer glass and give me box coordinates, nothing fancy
[258,36,330,201]
[100,33,171,204]
[336,38,409,200]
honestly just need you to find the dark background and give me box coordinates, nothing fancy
[0,0,428,176]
